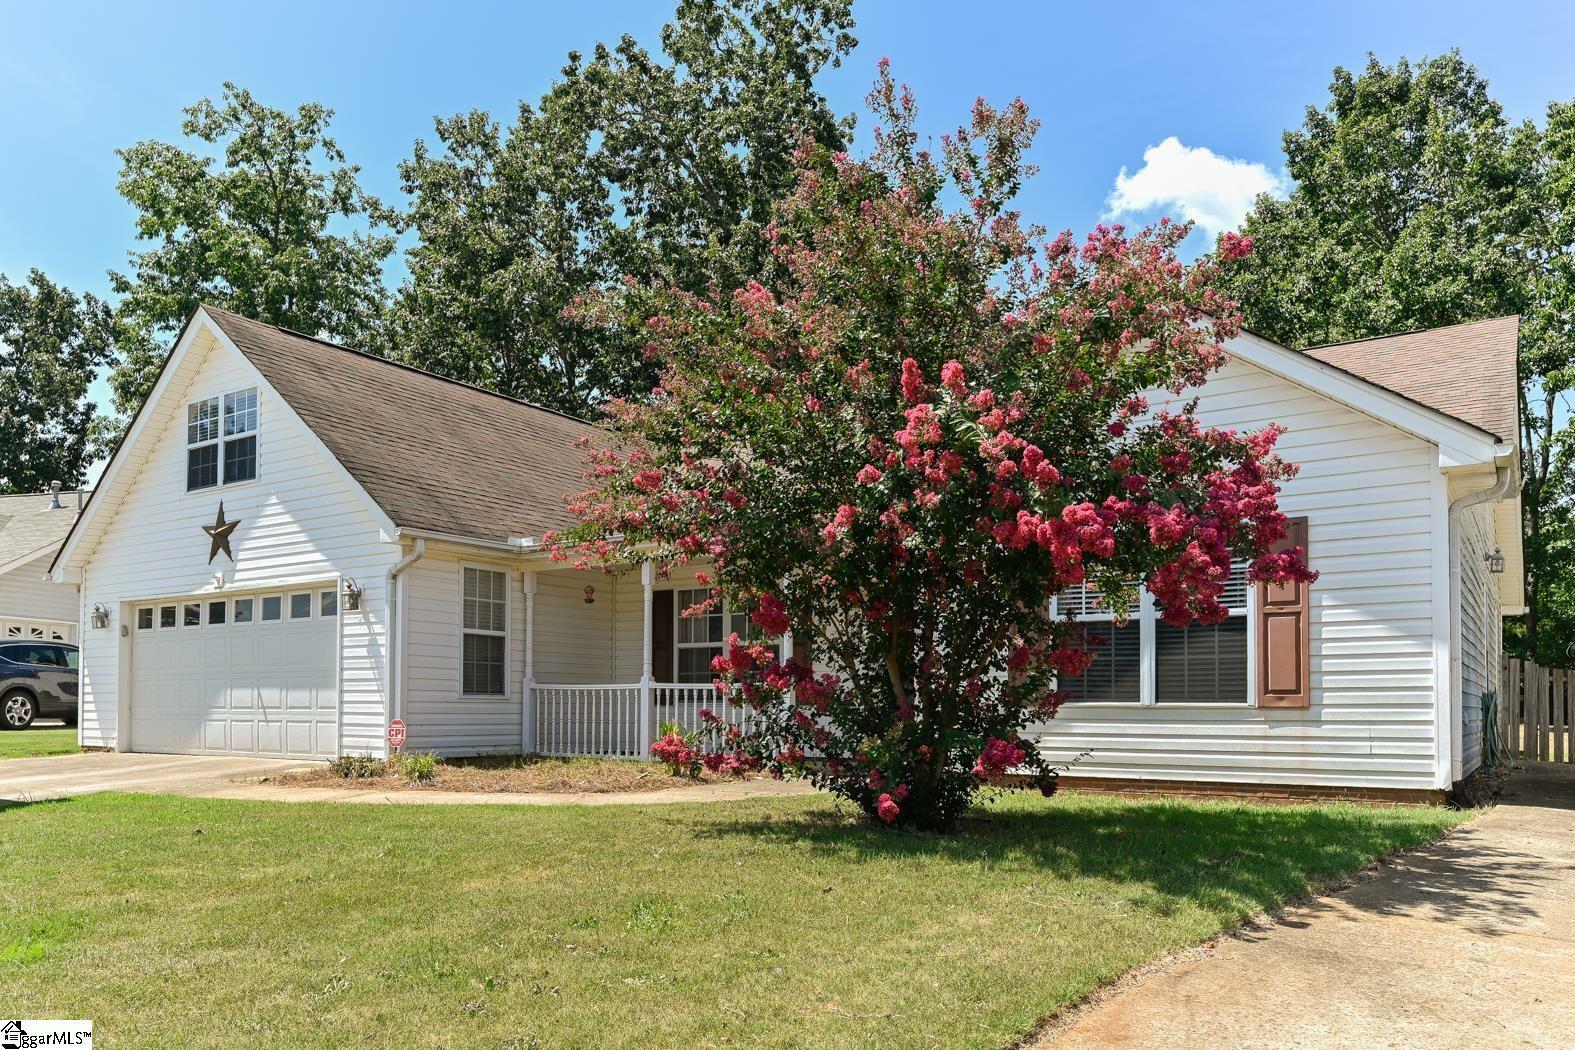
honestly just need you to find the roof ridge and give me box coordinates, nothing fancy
[200,304,603,430]
[1301,314,1519,353]
[0,489,87,497]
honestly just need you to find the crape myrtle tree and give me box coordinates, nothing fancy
[556,66,1314,831]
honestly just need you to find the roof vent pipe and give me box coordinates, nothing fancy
[48,481,62,510]
[75,490,83,516]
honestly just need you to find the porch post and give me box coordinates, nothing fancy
[639,560,655,751]
[522,570,537,756]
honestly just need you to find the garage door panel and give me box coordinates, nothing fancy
[228,676,257,712]
[131,590,337,760]
[286,721,314,755]
[284,681,315,711]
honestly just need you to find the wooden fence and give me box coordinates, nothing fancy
[1501,657,1574,763]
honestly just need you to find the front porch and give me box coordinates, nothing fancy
[521,561,783,759]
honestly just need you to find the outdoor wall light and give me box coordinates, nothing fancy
[343,578,364,611]
[1485,547,1506,575]
[583,585,596,605]
[90,604,110,630]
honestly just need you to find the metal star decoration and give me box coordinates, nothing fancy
[202,502,240,564]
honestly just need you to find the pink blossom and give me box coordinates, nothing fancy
[900,358,927,403]
[1218,231,1254,262]
[940,359,967,396]
[972,737,1026,778]
[876,792,901,823]
[752,593,791,636]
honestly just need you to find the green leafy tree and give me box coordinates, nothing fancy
[391,0,856,411]
[1219,52,1575,665]
[389,93,622,413]
[110,83,396,415]
[0,271,115,492]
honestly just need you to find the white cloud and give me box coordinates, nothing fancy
[1106,137,1286,240]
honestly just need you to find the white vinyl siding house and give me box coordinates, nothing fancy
[1037,356,1446,792]
[0,491,85,643]
[0,553,78,641]
[57,320,397,757]
[1456,500,1504,777]
[49,307,1521,801]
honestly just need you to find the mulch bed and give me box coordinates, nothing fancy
[267,754,738,794]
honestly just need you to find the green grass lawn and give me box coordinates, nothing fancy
[0,726,78,759]
[0,790,1464,1048]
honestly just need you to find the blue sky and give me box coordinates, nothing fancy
[4,0,1574,449]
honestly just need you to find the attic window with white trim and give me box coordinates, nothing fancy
[186,387,258,490]
[1052,561,1251,705]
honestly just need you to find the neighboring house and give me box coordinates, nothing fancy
[49,306,1521,802]
[0,486,84,643]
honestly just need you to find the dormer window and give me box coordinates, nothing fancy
[187,387,258,491]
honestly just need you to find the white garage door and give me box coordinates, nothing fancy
[130,587,339,759]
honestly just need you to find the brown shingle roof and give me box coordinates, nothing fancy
[1300,316,1519,442]
[203,306,604,545]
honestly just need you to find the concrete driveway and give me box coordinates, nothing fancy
[0,751,317,801]
[1040,763,1575,1049]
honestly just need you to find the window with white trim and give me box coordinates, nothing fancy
[1053,561,1251,705]
[186,387,258,490]
[674,587,767,684]
[462,567,507,696]
[1054,583,1142,703]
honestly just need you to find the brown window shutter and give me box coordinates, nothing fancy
[1257,516,1310,708]
[791,637,812,671]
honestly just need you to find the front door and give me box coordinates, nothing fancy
[652,589,675,682]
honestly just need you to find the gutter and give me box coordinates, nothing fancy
[1444,458,1517,785]
[386,538,427,738]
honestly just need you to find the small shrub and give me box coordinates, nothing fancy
[393,751,440,784]
[329,755,386,779]
[650,721,702,778]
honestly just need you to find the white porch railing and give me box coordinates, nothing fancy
[533,684,645,759]
[532,682,766,759]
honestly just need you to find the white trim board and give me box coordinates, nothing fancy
[1223,330,1506,468]
[52,310,398,578]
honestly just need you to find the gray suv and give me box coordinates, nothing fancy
[0,642,79,729]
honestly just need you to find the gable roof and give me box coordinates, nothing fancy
[1299,316,1519,444]
[0,491,83,575]
[201,306,604,545]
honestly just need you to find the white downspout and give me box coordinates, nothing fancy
[386,538,426,745]
[1446,460,1516,785]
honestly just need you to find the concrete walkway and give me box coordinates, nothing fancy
[1041,763,1575,1049]
[0,751,315,801]
[0,750,813,806]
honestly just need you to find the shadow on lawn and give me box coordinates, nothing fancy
[693,798,1452,918]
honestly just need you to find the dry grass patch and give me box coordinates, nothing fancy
[271,753,742,794]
